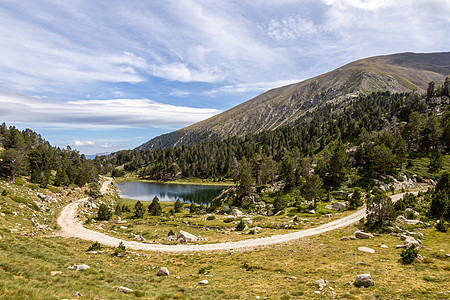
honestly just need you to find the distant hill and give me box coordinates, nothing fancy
[138,52,450,150]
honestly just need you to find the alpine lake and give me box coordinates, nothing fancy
[116,181,228,205]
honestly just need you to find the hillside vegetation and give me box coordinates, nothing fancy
[139,52,450,150]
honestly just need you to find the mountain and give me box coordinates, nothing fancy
[138,52,450,150]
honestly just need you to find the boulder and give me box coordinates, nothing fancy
[355,231,374,239]
[397,215,421,225]
[177,230,198,243]
[199,279,209,285]
[117,286,133,293]
[350,236,357,240]
[404,236,420,247]
[50,271,62,276]
[341,236,349,241]
[231,208,244,217]
[314,279,327,290]
[308,210,316,214]
[357,247,375,253]
[135,235,146,241]
[380,245,389,248]
[325,202,347,211]
[157,267,170,276]
[354,274,374,288]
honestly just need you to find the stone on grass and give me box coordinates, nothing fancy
[325,202,347,211]
[309,210,315,214]
[314,279,327,290]
[157,267,170,276]
[404,236,421,247]
[117,286,133,293]
[68,264,90,270]
[51,271,62,276]
[341,236,349,241]
[350,236,357,240]
[354,274,374,288]
[199,279,209,285]
[380,245,389,248]
[355,261,365,265]
[231,208,244,217]
[357,247,375,253]
[177,230,198,243]
[355,231,374,239]
[74,291,83,297]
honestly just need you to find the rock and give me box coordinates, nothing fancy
[355,231,374,239]
[177,230,198,243]
[199,279,209,285]
[322,214,332,218]
[314,279,327,290]
[231,208,244,217]
[309,210,316,214]
[355,261,365,265]
[350,236,357,240]
[74,291,83,297]
[117,286,133,293]
[445,254,450,258]
[380,245,389,248]
[68,264,90,271]
[404,236,420,247]
[358,247,375,253]
[51,271,62,276]
[157,267,170,276]
[325,202,347,211]
[354,274,374,288]
[397,215,421,225]
[135,235,146,241]
[341,236,349,241]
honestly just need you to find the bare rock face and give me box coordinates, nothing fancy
[354,274,375,288]
[177,230,198,243]
[355,231,374,239]
[157,267,170,276]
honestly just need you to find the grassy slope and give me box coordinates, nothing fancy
[0,177,449,299]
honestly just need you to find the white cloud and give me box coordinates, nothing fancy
[0,92,221,129]
[72,140,96,147]
[209,79,302,95]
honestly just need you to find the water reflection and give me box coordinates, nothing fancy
[116,181,227,205]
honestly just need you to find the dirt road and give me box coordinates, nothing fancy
[57,181,417,252]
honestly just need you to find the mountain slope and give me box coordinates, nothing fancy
[138,52,450,150]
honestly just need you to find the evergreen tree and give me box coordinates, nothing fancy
[302,174,323,209]
[327,141,350,185]
[96,204,112,221]
[148,196,162,216]
[114,203,122,216]
[366,193,394,230]
[134,200,144,219]
[174,198,183,213]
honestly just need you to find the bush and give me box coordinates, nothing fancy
[96,204,112,221]
[113,241,126,257]
[87,241,102,252]
[436,217,448,232]
[168,229,175,236]
[206,215,216,220]
[401,244,419,264]
[236,220,246,231]
[1,189,7,196]
[174,199,183,213]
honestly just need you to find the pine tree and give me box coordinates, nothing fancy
[96,204,112,221]
[174,198,183,213]
[134,201,144,219]
[148,196,162,216]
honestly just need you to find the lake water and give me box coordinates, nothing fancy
[116,181,228,205]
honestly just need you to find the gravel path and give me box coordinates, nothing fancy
[56,181,417,252]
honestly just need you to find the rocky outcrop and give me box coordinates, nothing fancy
[325,202,347,211]
[355,231,374,239]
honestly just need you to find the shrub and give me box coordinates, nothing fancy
[223,218,235,223]
[87,241,102,252]
[1,189,7,196]
[134,200,144,218]
[174,199,183,213]
[96,203,112,221]
[148,197,161,216]
[113,241,126,257]
[168,229,175,236]
[436,217,448,232]
[405,210,416,220]
[206,215,216,220]
[47,186,61,193]
[401,244,419,264]
[236,220,246,231]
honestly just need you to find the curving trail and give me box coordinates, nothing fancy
[57,180,417,252]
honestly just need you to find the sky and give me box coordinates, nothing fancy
[0,0,449,155]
